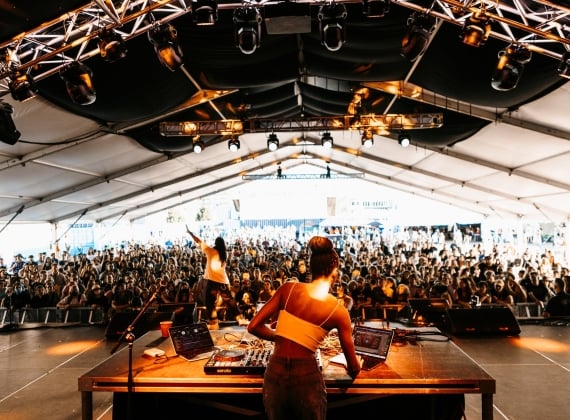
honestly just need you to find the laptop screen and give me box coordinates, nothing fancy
[169,322,215,360]
[352,325,394,359]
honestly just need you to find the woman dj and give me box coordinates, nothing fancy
[248,236,362,420]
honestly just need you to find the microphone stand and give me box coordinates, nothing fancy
[110,291,158,420]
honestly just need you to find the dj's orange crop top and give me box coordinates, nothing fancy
[274,282,338,352]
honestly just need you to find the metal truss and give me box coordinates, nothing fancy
[242,173,365,179]
[0,0,191,92]
[159,113,444,135]
[1,0,569,97]
[394,0,570,59]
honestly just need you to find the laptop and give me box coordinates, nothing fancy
[329,325,394,371]
[168,322,216,362]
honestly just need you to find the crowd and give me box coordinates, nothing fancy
[1,225,570,322]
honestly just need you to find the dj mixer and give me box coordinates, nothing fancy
[204,348,272,374]
[203,347,324,375]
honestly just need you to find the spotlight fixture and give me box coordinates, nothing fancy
[0,100,21,145]
[148,23,184,71]
[321,132,334,148]
[8,70,37,102]
[228,136,240,152]
[401,13,436,62]
[318,2,347,52]
[234,6,262,55]
[193,138,205,153]
[192,0,218,26]
[398,132,411,147]
[460,10,491,47]
[267,133,279,151]
[98,28,128,62]
[362,0,390,18]
[491,43,531,91]
[59,61,96,105]
[361,130,374,148]
[557,51,570,79]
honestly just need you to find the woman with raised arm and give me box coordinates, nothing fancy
[248,235,362,420]
[187,227,230,329]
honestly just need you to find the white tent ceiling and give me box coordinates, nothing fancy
[2,82,570,226]
[1,1,570,228]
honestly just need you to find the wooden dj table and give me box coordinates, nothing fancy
[78,324,495,420]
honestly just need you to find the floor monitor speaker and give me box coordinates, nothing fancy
[444,306,521,336]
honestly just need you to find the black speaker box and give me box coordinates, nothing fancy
[443,306,521,336]
[105,310,174,340]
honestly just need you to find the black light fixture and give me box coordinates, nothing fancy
[193,138,205,153]
[401,12,436,62]
[192,0,218,26]
[228,136,240,152]
[59,61,96,105]
[361,129,374,148]
[148,23,184,71]
[0,100,21,145]
[8,70,37,102]
[398,132,411,147]
[362,0,390,18]
[3,48,37,102]
[318,2,347,52]
[460,10,491,47]
[557,51,570,79]
[491,43,531,91]
[267,133,279,151]
[321,132,334,148]
[98,28,128,62]
[326,164,331,178]
[234,6,262,55]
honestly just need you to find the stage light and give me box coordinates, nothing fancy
[557,51,570,79]
[192,0,218,26]
[8,70,37,102]
[3,48,37,102]
[362,0,390,18]
[460,10,491,47]
[0,100,21,145]
[491,43,531,91]
[361,130,374,148]
[267,133,279,151]
[401,13,436,62]
[321,132,334,148]
[193,138,205,153]
[98,28,128,62]
[59,61,96,105]
[234,6,262,55]
[228,136,240,152]
[398,132,411,147]
[148,23,184,71]
[318,3,347,52]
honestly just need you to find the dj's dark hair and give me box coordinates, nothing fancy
[309,236,339,279]
[214,237,227,264]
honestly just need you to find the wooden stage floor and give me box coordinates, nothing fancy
[0,322,568,420]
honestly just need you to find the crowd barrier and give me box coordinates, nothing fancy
[0,306,106,329]
[0,301,547,330]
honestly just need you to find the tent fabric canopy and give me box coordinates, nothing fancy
[1,1,570,226]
